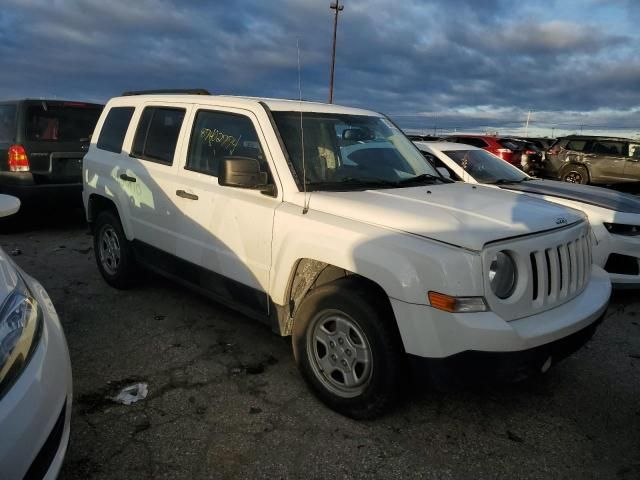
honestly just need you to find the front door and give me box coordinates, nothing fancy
[173,106,280,315]
[589,140,628,182]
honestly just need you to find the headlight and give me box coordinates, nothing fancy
[489,251,517,299]
[0,273,42,398]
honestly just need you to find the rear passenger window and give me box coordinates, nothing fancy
[132,107,185,165]
[566,140,588,152]
[97,107,134,153]
[186,110,265,177]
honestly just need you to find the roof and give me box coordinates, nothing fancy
[108,93,379,116]
[0,99,103,106]
[559,134,635,142]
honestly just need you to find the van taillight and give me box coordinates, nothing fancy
[8,145,30,172]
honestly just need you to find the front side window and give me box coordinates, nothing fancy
[0,105,16,143]
[97,107,134,153]
[443,149,528,184]
[272,112,441,191]
[132,107,185,165]
[25,102,102,142]
[186,110,266,177]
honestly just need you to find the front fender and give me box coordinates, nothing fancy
[270,203,484,306]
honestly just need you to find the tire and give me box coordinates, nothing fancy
[93,210,137,289]
[561,164,589,184]
[292,277,405,419]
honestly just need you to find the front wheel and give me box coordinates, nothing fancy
[292,278,405,419]
[561,164,589,184]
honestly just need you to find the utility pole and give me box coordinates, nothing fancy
[328,0,344,104]
[524,110,531,137]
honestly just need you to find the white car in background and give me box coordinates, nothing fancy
[416,141,640,288]
[0,194,72,479]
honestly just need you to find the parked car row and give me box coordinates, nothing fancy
[404,132,640,190]
[1,90,635,477]
[416,141,640,288]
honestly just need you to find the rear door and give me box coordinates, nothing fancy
[21,101,102,184]
[123,103,191,254]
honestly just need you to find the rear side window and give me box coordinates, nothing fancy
[25,102,102,142]
[592,141,628,156]
[566,140,588,152]
[0,105,16,143]
[132,107,185,165]
[186,110,265,177]
[97,107,134,153]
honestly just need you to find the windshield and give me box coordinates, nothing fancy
[25,102,102,142]
[443,149,528,184]
[272,111,440,191]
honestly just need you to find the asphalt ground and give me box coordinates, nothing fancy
[2,210,639,479]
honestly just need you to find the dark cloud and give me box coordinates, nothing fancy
[0,0,638,136]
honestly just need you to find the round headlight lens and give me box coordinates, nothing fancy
[489,251,517,299]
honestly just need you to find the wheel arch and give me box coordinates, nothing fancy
[87,194,133,239]
[277,258,396,337]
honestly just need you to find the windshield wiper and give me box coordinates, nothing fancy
[490,178,529,185]
[395,173,448,186]
[305,177,398,191]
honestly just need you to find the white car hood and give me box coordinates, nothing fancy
[307,182,585,251]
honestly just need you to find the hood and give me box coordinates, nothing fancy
[307,182,585,251]
[501,180,640,214]
[0,247,19,308]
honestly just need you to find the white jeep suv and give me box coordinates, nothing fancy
[83,91,611,418]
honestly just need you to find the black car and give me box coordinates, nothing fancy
[0,99,103,209]
[545,135,640,186]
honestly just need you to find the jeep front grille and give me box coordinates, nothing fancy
[529,232,592,307]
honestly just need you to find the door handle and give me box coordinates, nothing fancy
[176,190,199,200]
[120,173,136,182]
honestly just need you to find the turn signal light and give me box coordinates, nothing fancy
[8,145,30,172]
[428,291,488,313]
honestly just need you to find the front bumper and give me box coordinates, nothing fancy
[593,225,640,287]
[408,311,604,388]
[0,275,72,480]
[391,265,611,360]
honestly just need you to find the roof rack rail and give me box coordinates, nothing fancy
[122,89,211,96]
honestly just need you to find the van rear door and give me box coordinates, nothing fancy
[20,100,102,184]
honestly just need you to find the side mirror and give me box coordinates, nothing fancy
[436,167,452,179]
[219,157,274,194]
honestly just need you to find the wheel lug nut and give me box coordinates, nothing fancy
[329,341,335,348]
[338,338,344,345]
[341,359,348,367]
[346,349,351,356]
[331,354,337,361]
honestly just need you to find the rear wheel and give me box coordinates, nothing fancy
[292,277,405,419]
[561,164,589,184]
[93,210,137,289]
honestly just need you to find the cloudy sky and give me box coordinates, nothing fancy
[1,0,639,137]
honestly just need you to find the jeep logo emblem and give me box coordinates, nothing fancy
[556,217,568,225]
